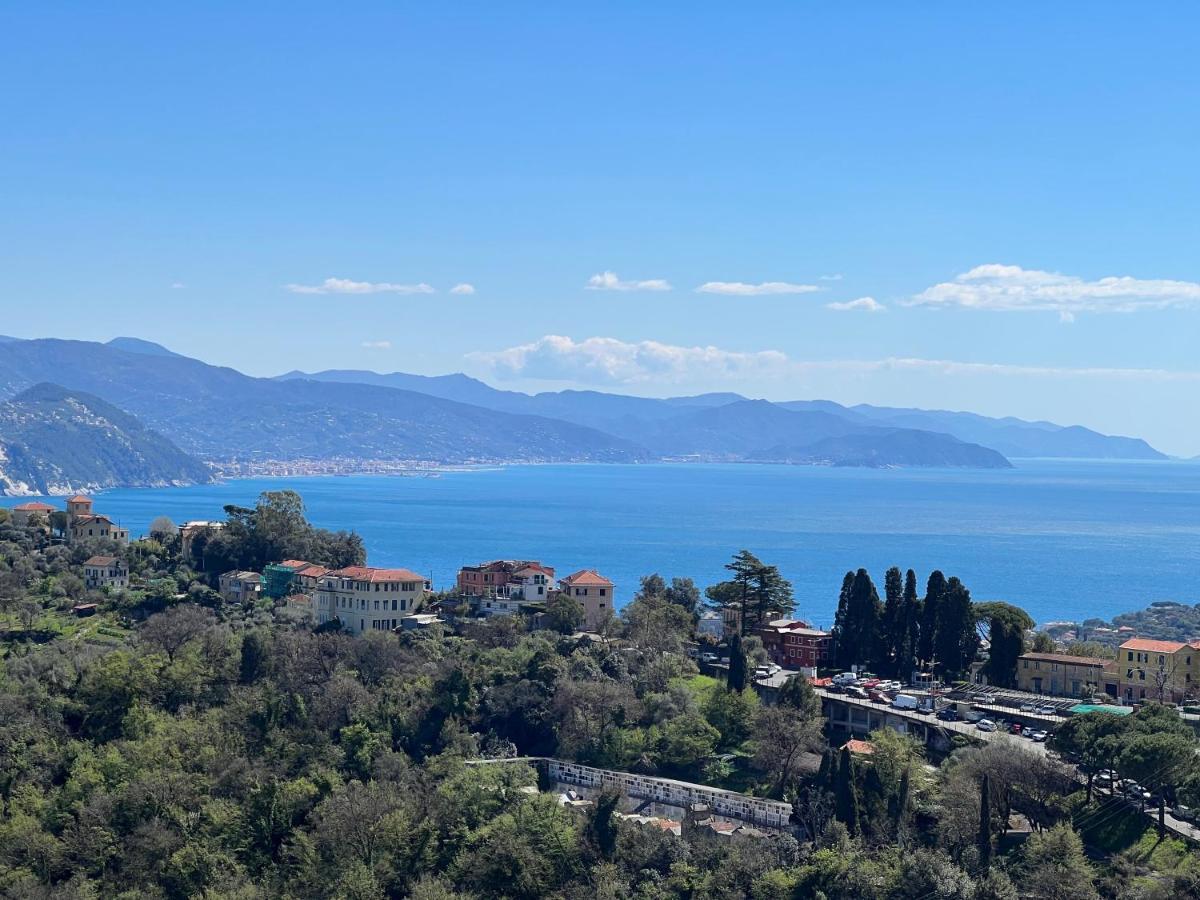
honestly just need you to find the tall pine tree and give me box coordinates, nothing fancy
[933,576,979,679]
[834,747,860,837]
[918,570,947,668]
[897,569,921,681]
[881,566,904,676]
[831,569,883,671]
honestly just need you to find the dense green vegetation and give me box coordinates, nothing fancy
[0,383,211,495]
[0,496,1197,898]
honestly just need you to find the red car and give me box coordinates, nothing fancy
[1009,722,1023,735]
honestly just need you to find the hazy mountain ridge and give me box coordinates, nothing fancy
[0,341,647,465]
[284,367,1165,461]
[0,383,212,495]
[0,341,1164,472]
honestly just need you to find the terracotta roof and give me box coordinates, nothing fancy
[515,562,555,577]
[328,565,426,583]
[73,515,115,526]
[1120,638,1187,653]
[13,501,56,511]
[277,559,312,570]
[84,555,120,567]
[560,569,613,587]
[1020,652,1110,667]
[842,739,875,755]
[67,494,92,503]
[295,564,329,578]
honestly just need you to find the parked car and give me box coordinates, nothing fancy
[976,719,997,732]
[847,687,870,700]
[1030,730,1048,742]
[891,694,920,711]
[1009,722,1023,735]
[1037,705,1056,715]
[1019,702,1037,712]
[1173,805,1195,823]
[700,652,717,662]
[936,707,960,721]
[868,690,889,704]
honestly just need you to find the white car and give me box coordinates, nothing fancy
[976,718,997,732]
[1037,705,1056,715]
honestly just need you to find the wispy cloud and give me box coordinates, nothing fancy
[470,335,788,384]
[470,334,1200,386]
[286,277,435,295]
[827,296,885,313]
[696,281,820,296]
[586,271,673,292]
[908,263,1200,315]
[450,283,476,295]
[361,340,392,350]
[819,274,843,281]
[170,281,186,290]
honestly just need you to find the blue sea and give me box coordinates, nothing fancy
[5,460,1199,628]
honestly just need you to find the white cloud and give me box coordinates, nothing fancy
[827,296,885,313]
[286,277,435,295]
[470,335,789,385]
[696,281,820,296]
[586,271,673,292]
[819,274,844,281]
[170,282,186,289]
[470,334,1200,386]
[908,263,1200,315]
[450,283,476,295]
[361,340,392,350]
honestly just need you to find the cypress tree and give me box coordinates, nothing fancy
[899,569,921,681]
[918,570,947,668]
[978,773,992,872]
[816,748,835,789]
[831,571,856,669]
[882,566,903,675]
[934,577,979,679]
[834,747,859,837]
[727,633,749,692]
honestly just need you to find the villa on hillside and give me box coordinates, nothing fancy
[66,495,129,545]
[456,559,557,618]
[1016,652,1113,699]
[313,565,430,636]
[179,520,223,563]
[219,570,263,604]
[83,555,128,590]
[757,619,832,670]
[1116,637,1200,704]
[10,501,57,529]
[558,569,615,631]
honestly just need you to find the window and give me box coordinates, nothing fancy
[599,588,607,596]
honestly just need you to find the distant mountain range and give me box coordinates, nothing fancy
[276,367,1165,463]
[0,336,1171,491]
[0,383,212,495]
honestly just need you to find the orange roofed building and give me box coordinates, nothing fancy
[314,565,430,635]
[1117,637,1199,704]
[558,569,615,632]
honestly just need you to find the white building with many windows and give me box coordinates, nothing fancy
[313,565,429,635]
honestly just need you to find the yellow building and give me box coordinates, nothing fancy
[1117,638,1199,704]
[1016,652,1112,698]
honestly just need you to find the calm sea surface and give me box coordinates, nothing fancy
[6,460,1199,628]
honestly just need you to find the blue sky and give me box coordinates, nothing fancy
[3,4,1200,453]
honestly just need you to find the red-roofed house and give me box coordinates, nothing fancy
[456,560,556,598]
[558,569,615,631]
[841,739,875,756]
[10,501,57,528]
[1117,637,1197,703]
[757,619,832,670]
[314,565,430,635]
